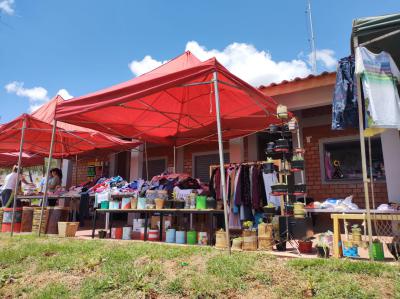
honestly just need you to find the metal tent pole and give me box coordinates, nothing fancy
[144,141,149,181]
[10,118,27,236]
[38,121,57,236]
[173,145,176,173]
[75,155,78,186]
[354,38,374,259]
[213,71,231,254]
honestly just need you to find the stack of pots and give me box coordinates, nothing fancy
[293,202,306,219]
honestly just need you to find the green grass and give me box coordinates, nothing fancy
[0,234,399,298]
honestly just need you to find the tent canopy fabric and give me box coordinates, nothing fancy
[55,51,283,146]
[352,13,400,65]
[0,152,44,168]
[0,114,140,158]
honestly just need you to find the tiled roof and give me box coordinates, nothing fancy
[259,71,335,90]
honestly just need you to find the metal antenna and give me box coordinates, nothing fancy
[306,0,317,74]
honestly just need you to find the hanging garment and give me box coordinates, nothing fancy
[241,165,251,206]
[332,56,359,130]
[251,165,261,209]
[262,172,281,207]
[258,166,268,206]
[209,167,218,199]
[234,165,243,206]
[356,46,400,129]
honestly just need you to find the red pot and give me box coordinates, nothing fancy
[298,240,313,253]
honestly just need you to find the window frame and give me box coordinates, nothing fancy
[319,135,385,184]
[192,150,229,182]
[142,156,168,179]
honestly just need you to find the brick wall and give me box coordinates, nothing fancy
[303,124,388,208]
[71,158,109,186]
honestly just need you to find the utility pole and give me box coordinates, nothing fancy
[306,0,317,74]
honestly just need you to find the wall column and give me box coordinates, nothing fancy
[61,159,72,188]
[381,129,400,203]
[229,137,244,163]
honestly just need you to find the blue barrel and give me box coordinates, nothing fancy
[166,229,176,243]
[176,231,185,244]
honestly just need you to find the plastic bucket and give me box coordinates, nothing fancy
[130,197,138,209]
[197,232,208,245]
[109,201,120,209]
[2,208,22,233]
[176,231,186,244]
[122,227,132,240]
[371,242,385,261]
[137,197,146,209]
[196,196,207,209]
[100,201,109,209]
[187,231,197,245]
[114,227,123,239]
[166,229,176,243]
[121,198,131,209]
[148,229,159,241]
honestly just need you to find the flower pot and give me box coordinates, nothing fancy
[265,142,275,154]
[298,240,313,253]
[275,240,287,251]
[274,139,289,152]
[206,197,216,209]
[155,198,165,209]
[98,230,107,239]
[371,241,385,261]
[316,246,330,258]
[293,184,307,196]
[291,160,305,171]
[269,124,279,133]
[130,197,138,209]
[263,162,275,174]
[263,206,276,215]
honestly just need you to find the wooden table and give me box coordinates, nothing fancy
[330,212,400,258]
[91,208,224,245]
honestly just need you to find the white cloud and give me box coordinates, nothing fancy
[57,88,73,100]
[128,55,166,76]
[0,0,15,15]
[128,41,337,86]
[5,81,72,112]
[310,49,337,69]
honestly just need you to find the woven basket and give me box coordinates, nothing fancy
[258,223,273,238]
[215,230,227,248]
[258,236,274,250]
[58,222,79,237]
[32,207,48,234]
[242,230,257,251]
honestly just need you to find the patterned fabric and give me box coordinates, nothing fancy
[356,46,400,129]
[332,55,359,130]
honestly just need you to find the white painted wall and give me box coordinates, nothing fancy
[129,145,144,180]
[381,129,400,203]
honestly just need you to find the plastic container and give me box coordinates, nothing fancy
[196,195,207,209]
[198,232,208,245]
[166,229,176,243]
[130,197,138,209]
[176,231,186,244]
[121,198,131,209]
[146,190,157,205]
[111,227,123,239]
[109,201,120,209]
[122,226,132,240]
[2,208,23,233]
[298,240,313,253]
[100,201,110,209]
[137,197,146,209]
[148,229,159,241]
[187,231,197,245]
[371,241,385,261]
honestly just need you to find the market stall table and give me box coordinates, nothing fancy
[91,208,224,246]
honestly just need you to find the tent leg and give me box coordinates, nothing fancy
[10,118,27,236]
[354,38,374,259]
[173,146,176,173]
[144,142,149,181]
[75,155,78,186]
[38,121,57,236]
[213,71,231,254]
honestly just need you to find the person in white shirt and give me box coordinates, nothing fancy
[1,165,28,207]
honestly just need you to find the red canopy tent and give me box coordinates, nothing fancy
[0,113,141,235]
[0,152,44,168]
[53,51,289,252]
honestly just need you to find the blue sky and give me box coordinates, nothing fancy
[0,0,399,122]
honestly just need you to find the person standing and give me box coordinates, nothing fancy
[1,165,28,207]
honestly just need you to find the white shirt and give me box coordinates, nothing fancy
[355,47,400,128]
[2,173,18,190]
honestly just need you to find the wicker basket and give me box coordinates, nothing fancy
[258,223,273,237]
[215,229,227,248]
[32,207,48,234]
[242,230,257,251]
[58,222,79,237]
[258,236,274,250]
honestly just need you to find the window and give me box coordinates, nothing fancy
[143,158,167,179]
[193,152,230,183]
[320,136,385,183]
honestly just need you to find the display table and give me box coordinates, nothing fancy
[330,212,400,258]
[91,208,224,245]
